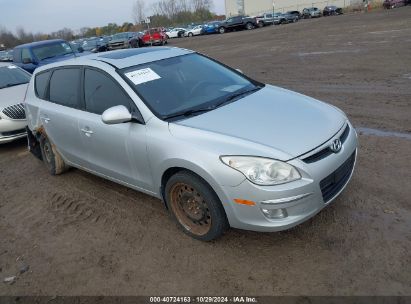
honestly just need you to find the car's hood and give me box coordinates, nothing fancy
[175,85,346,158]
[0,83,28,109]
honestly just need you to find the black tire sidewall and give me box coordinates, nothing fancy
[165,171,229,241]
[40,136,57,175]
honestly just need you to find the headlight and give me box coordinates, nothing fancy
[220,156,301,186]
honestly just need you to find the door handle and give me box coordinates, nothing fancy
[81,128,94,136]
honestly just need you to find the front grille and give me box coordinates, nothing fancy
[320,151,356,203]
[303,124,350,163]
[1,128,26,137]
[109,42,127,49]
[2,103,26,120]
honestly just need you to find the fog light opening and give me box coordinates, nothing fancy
[261,208,288,219]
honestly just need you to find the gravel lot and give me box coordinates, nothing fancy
[1,7,410,296]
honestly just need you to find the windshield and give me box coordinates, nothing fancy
[112,33,128,40]
[0,65,31,89]
[120,53,262,120]
[32,42,73,61]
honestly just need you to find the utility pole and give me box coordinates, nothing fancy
[272,0,275,25]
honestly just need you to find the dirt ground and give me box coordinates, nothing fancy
[1,7,411,296]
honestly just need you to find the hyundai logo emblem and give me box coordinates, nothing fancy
[330,139,342,153]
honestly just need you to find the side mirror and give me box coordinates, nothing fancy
[78,46,84,53]
[22,58,33,64]
[102,105,145,125]
[102,105,132,125]
[236,68,244,74]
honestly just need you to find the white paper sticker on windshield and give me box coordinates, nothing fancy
[125,68,161,85]
[7,65,17,69]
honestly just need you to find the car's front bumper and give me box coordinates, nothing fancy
[216,121,358,232]
[144,40,163,45]
[0,117,27,144]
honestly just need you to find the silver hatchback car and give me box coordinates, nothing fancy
[25,47,357,241]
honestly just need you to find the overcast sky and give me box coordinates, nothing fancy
[0,0,225,33]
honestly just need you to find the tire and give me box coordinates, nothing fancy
[258,22,264,28]
[165,171,229,241]
[219,27,226,34]
[166,35,170,39]
[39,135,69,175]
[246,22,253,30]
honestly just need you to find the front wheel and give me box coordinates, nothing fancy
[188,32,194,37]
[165,171,229,241]
[245,22,253,30]
[219,27,226,34]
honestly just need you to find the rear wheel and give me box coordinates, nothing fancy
[165,171,229,241]
[40,135,69,175]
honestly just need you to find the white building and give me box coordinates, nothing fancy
[224,0,356,16]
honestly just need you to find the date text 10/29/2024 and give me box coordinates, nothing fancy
[149,297,258,303]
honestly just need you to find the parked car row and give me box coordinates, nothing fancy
[383,0,409,8]
[0,50,14,62]
[164,6,344,39]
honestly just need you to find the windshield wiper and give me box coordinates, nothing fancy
[163,86,262,121]
[163,107,215,120]
[215,86,262,108]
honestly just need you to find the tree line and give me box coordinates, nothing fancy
[0,0,223,49]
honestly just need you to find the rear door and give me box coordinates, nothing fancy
[77,67,150,188]
[232,16,243,29]
[38,67,88,166]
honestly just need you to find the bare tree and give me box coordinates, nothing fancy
[132,0,146,24]
[191,0,212,11]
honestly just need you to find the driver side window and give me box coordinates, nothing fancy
[84,68,133,115]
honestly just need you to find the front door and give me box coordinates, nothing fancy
[78,67,151,189]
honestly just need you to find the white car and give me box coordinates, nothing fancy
[0,63,30,143]
[184,25,204,37]
[166,28,186,39]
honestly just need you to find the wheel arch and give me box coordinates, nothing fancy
[157,160,235,219]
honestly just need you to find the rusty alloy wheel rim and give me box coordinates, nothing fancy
[169,182,211,236]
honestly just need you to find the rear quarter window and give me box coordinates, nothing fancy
[35,71,51,99]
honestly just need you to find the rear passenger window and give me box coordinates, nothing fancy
[35,71,50,99]
[84,68,132,115]
[49,68,81,108]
